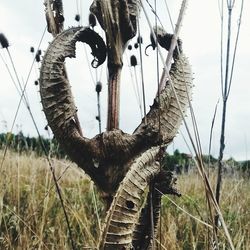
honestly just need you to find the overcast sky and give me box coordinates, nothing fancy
[0,0,249,161]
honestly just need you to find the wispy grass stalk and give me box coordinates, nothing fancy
[0,28,76,250]
[215,0,244,237]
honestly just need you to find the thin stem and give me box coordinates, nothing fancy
[215,3,233,231]
[141,2,235,248]
[0,27,76,250]
[97,92,101,133]
[6,48,29,104]
[154,0,161,246]
[1,27,47,171]
[149,183,155,249]
[0,52,22,96]
[138,17,147,124]
[159,0,188,92]
[156,189,213,228]
[133,66,143,119]
[208,100,219,175]
[220,0,224,97]
[163,0,175,32]
[91,183,102,232]
[107,67,122,130]
[226,0,244,98]
[125,53,142,116]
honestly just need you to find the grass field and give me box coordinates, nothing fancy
[0,150,249,249]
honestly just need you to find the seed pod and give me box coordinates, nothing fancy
[0,33,9,49]
[150,32,156,49]
[130,55,137,67]
[137,36,143,44]
[145,33,157,56]
[75,14,80,22]
[95,81,102,93]
[88,13,96,28]
[35,53,40,63]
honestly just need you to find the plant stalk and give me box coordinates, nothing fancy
[215,4,233,232]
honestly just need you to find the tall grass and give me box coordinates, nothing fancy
[0,150,249,249]
[160,173,250,249]
[0,150,104,249]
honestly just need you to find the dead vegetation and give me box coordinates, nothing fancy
[1,150,249,249]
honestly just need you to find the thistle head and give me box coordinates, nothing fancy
[75,14,80,22]
[95,81,102,93]
[0,33,9,49]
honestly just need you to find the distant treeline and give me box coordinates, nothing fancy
[163,149,250,177]
[0,132,66,158]
[0,132,249,176]
[163,149,217,171]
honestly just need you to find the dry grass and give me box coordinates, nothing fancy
[0,150,249,249]
[159,173,250,249]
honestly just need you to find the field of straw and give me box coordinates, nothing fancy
[0,150,249,249]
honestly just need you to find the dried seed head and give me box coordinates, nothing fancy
[95,81,102,93]
[130,55,137,67]
[137,36,143,44]
[150,33,156,49]
[0,33,9,49]
[35,53,40,63]
[88,13,96,28]
[75,14,80,22]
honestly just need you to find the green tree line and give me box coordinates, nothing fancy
[1,133,249,176]
[0,132,66,158]
[163,149,250,177]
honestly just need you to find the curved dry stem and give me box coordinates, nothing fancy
[39,27,157,195]
[39,25,192,200]
[134,53,192,145]
[99,147,160,249]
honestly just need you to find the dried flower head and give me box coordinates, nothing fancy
[95,81,102,93]
[0,33,9,49]
[75,14,80,22]
[137,36,143,44]
[35,53,40,63]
